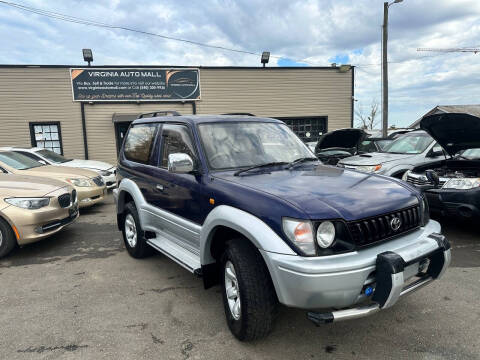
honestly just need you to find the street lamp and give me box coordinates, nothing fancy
[382,0,403,138]
[82,48,93,66]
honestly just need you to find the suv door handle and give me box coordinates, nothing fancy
[156,184,164,191]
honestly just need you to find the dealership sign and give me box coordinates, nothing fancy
[70,68,200,102]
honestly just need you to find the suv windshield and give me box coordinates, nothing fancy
[36,149,71,163]
[198,122,312,170]
[383,132,433,154]
[0,151,45,170]
[461,148,480,159]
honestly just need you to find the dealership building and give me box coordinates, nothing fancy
[0,65,354,164]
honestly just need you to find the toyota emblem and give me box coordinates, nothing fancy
[390,217,402,231]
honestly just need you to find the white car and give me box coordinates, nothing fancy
[0,147,116,189]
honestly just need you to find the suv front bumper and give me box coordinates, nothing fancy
[261,220,450,312]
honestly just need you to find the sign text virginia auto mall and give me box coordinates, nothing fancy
[70,68,200,102]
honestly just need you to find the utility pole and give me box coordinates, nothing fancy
[382,2,388,138]
[381,0,403,138]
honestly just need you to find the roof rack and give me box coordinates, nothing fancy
[221,112,255,116]
[138,110,181,118]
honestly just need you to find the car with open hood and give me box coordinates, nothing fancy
[0,173,78,258]
[404,113,480,218]
[338,130,446,178]
[114,114,450,341]
[0,151,105,208]
[314,128,367,165]
[0,147,116,189]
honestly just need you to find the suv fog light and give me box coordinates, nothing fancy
[316,221,335,248]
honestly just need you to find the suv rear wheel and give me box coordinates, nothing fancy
[220,238,277,341]
[121,202,153,258]
[0,218,16,258]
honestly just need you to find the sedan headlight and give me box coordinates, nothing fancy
[99,170,112,176]
[354,164,382,173]
[442,178,480,190]
[67,178,93,187]
[282,218,315,255]
[316,221,336,248]
[5,197,50,209]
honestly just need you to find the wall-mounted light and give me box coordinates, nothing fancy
[261,51,270,67]
[82,49,93,66]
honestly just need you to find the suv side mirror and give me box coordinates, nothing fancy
[168,153,194,173]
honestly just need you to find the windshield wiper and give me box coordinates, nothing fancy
[286,157,318,169]
[233,162,289,176]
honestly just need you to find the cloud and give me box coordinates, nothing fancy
[0,0,479,127]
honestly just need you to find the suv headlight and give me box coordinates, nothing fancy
[282,218,315,256]
[5,197,50,209]
[316,221,336,248]
[442,178,480,190]
[421,196,430,226]
[67,178,92,187]
[354,164,382,173]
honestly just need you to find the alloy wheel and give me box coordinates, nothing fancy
[225,260,241,320]
[124,214,137,248]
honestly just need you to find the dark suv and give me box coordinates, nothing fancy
[114,115,450,341]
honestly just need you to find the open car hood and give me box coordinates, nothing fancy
[420,113,480,156]
[315,128,367,151]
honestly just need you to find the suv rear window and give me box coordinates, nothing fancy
[123,124,157,164]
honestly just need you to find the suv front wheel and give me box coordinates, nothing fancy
[121,202,153,258]
[220,238,277,341]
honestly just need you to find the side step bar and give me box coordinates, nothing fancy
[147,236,201,274]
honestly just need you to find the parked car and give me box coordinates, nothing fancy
[357,137,392,153]
[0,147,116,189]
[0,151,106,208]
[338,130,446,178]
[313,128,366,165]
[0,173,78,258]
[114,115,450,341]
[404,113,480,218]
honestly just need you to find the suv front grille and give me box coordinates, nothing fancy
[58,193,71,208]
[92,176,104,187]
[406,174,446,187]
[347,205,421,247]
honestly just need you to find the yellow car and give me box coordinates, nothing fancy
[0,151,106,208]
[0,173,79,258]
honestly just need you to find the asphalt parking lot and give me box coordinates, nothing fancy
[0,194,479,360]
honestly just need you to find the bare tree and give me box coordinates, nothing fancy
[356,100,379,130]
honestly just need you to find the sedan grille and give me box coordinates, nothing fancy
[92,176,105,187]
[58,193,71,208]
[347,205,421,248]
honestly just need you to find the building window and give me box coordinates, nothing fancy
[277,116,327,143]
[29,122,63,154]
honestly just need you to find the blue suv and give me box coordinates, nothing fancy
[114,114,451,341]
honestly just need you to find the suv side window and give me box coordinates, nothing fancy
[123,124,157,164]
[160,124,197,168]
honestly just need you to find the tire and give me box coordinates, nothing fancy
[0,218,16,259]
[121,202,153,258]
[220,238,278,341]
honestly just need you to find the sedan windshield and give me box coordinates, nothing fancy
[383,132,433,154]
[0,151,44,170]
[198,122,313,170]
[37,149,71,163]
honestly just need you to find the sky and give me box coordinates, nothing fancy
[0,0,479,128]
